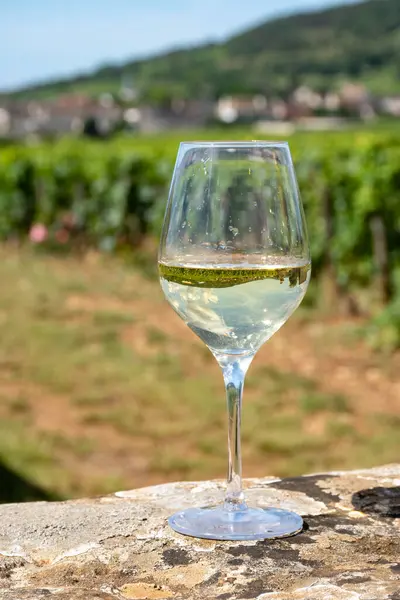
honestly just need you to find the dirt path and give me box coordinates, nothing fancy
[261,319,400,416]
[66,288,400,418]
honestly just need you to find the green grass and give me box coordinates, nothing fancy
[0,247,397,501]
[7,395,31,415]
[146,326,168,345]
[300,392,350,414]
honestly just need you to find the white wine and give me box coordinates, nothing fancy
[159,262,311,355]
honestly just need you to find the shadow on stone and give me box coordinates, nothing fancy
[352,486,400,518]
[0,462,57,503]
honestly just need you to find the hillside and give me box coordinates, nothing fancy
[6,0,400,101]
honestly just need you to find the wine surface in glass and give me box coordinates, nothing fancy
[159,262,310,355]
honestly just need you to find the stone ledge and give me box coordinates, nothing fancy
[0,465,399,599]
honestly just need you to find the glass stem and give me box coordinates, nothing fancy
[218,354,254,512]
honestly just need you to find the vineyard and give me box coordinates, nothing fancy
[1,131,400,348]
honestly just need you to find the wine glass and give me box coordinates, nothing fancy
[158,141,311,540]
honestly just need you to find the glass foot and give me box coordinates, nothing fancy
[168,506,303,541]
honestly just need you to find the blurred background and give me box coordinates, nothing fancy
[0,0,399,503]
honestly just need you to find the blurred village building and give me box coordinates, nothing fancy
[1,82,400,139]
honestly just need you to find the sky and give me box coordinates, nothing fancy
[2,0,359,91]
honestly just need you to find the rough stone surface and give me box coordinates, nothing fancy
[0,465,400,599]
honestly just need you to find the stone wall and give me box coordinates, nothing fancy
[0,465,399,599]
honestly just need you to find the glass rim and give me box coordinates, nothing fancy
[179,140,289,147]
